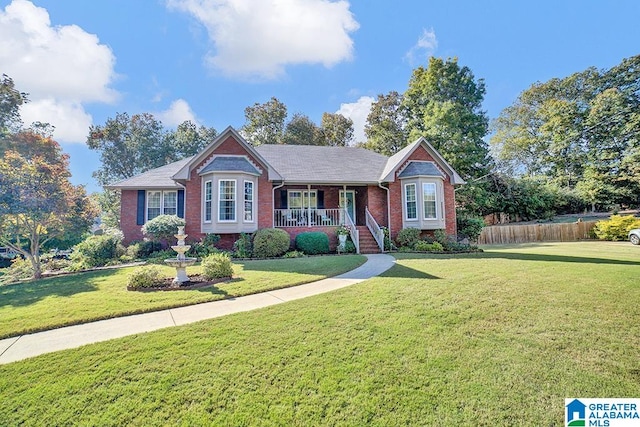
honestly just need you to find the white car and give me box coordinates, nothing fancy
[629,229,640,245]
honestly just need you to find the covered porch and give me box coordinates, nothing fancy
[271,184,388,253]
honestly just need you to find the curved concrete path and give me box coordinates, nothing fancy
[0,254,395,365]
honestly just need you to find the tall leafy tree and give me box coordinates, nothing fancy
[0,74,27,136]
[0,131,97,279]
[492,55,640,207]
[403,57,490,179]
[282,113,322,145]
[364,91,409,155]
[319,112,354,146]
[241,97,287,145]
[87,113,215,186]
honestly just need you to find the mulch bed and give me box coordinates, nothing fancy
[127,275,230,292]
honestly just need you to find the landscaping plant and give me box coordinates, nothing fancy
[593,214,640,241]
[127,266,164,290]
[295,232,330,255]
[201,253,234,280]
[395,227,421,249]
[141,215,185,246]
[252,228,290,258]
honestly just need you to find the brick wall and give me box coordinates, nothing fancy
[388,144,458,240]
[120,189,144,244]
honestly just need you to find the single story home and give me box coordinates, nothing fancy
[109,126,465,253]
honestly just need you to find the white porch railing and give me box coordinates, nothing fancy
[343,209,359,254]
[365,206,384,252]
[274,208,343,228]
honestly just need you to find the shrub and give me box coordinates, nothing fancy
[594,215,640,241]
[141,215,185,245]
[295,232,330,255]
[70,231,124,270]
[188,234,221,258]
[127,266,164,289]
[395,228,421,248]
[201,253,234,279]
[283,250,306,258]
[381,226,395,251]
[145,249,180,265]
[414,241,444,252]
[233,233,253,258]
[126,240,163,259]
[343,240,356,254]
[253,228,290,258]
[457,217,485,242]
[0,257,33,285]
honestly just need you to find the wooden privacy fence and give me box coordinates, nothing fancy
[478,221,598,245]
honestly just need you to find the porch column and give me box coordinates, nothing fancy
[307,184,311,227]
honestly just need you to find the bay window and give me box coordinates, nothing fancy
[404,184,417,220]
[218,180,236,222]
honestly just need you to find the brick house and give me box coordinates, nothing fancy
[109,126,465,253]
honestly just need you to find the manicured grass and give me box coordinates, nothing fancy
[0,255,366,339]
[0,242,638,425]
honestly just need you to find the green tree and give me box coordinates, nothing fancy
[283,113,322,145]
[167,120,217,159]
[364,91,409,155]
[319,112,354,146]
[491,55,640,208]
[0,74,28,137]
[403,57,490,179]
[241,97,287,145]
[0,131,97,279]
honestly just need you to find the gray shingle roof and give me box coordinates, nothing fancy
[255,145,389,183]
[199,156,261,175]
[397,161,444,179]
[107,156,193,189]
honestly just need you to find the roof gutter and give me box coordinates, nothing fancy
[272,181,285,227]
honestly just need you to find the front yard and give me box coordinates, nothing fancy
[0,255,366,339]
[0,242,638,425]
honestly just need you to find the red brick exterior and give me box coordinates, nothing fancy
[388,144,457,241]
[181,135,273,243]
[118,135,459,248]
[120,189,144,243]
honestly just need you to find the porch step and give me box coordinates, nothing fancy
[356,226,382,254]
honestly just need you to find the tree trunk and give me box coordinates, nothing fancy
[26,253,42,280]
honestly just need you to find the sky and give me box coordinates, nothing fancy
[1,0,639,194]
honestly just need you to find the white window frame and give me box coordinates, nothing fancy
[404,183,417,221]
[243,180,254,223]
[422,182,437,219]
[204,181,212,223]
[146,190,178,222]
[218,179,237,222]
[288,190,317,209]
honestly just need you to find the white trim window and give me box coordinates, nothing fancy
[204,181,212,223]
[218,179,236,222]
[244,181,254,222]
[289,190,317,209]
[147,190,178,221]
[404,183,417,220]
[422,183,437,219]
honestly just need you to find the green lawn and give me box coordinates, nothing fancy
[0,242,638,425]
[0,255,366,339]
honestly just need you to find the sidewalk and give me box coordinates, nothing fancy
[0,254,395,365]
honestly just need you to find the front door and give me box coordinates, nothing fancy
[340,190,356,224]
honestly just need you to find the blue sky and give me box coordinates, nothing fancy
[1,0,639,193]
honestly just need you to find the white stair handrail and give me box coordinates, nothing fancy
[365,206,385,252]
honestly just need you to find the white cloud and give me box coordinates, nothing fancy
[0,0,118,142]
[336,96,374,145]
[167,0,359,79]
[405,28,438,65]
[156,99,198,127]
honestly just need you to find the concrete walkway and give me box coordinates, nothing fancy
[0,254,395,365]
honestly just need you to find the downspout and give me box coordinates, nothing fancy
[272,181,285,228]
[378,182,390,249]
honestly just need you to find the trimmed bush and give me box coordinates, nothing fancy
[201,253,234,280]
[233,233,253,258]
[126,240,163,259]
[141,215,185,245]
[414,241,444,252]
[127,266,164,289]
[594,215,640,241]
[70,231,124,269]
[395,227,421,248]
[283,250,306,258]
[295,232,330,255]
[253,228,290,258]
[343,240,356,254]
[457,216,485,242]
[188,234,221,258]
